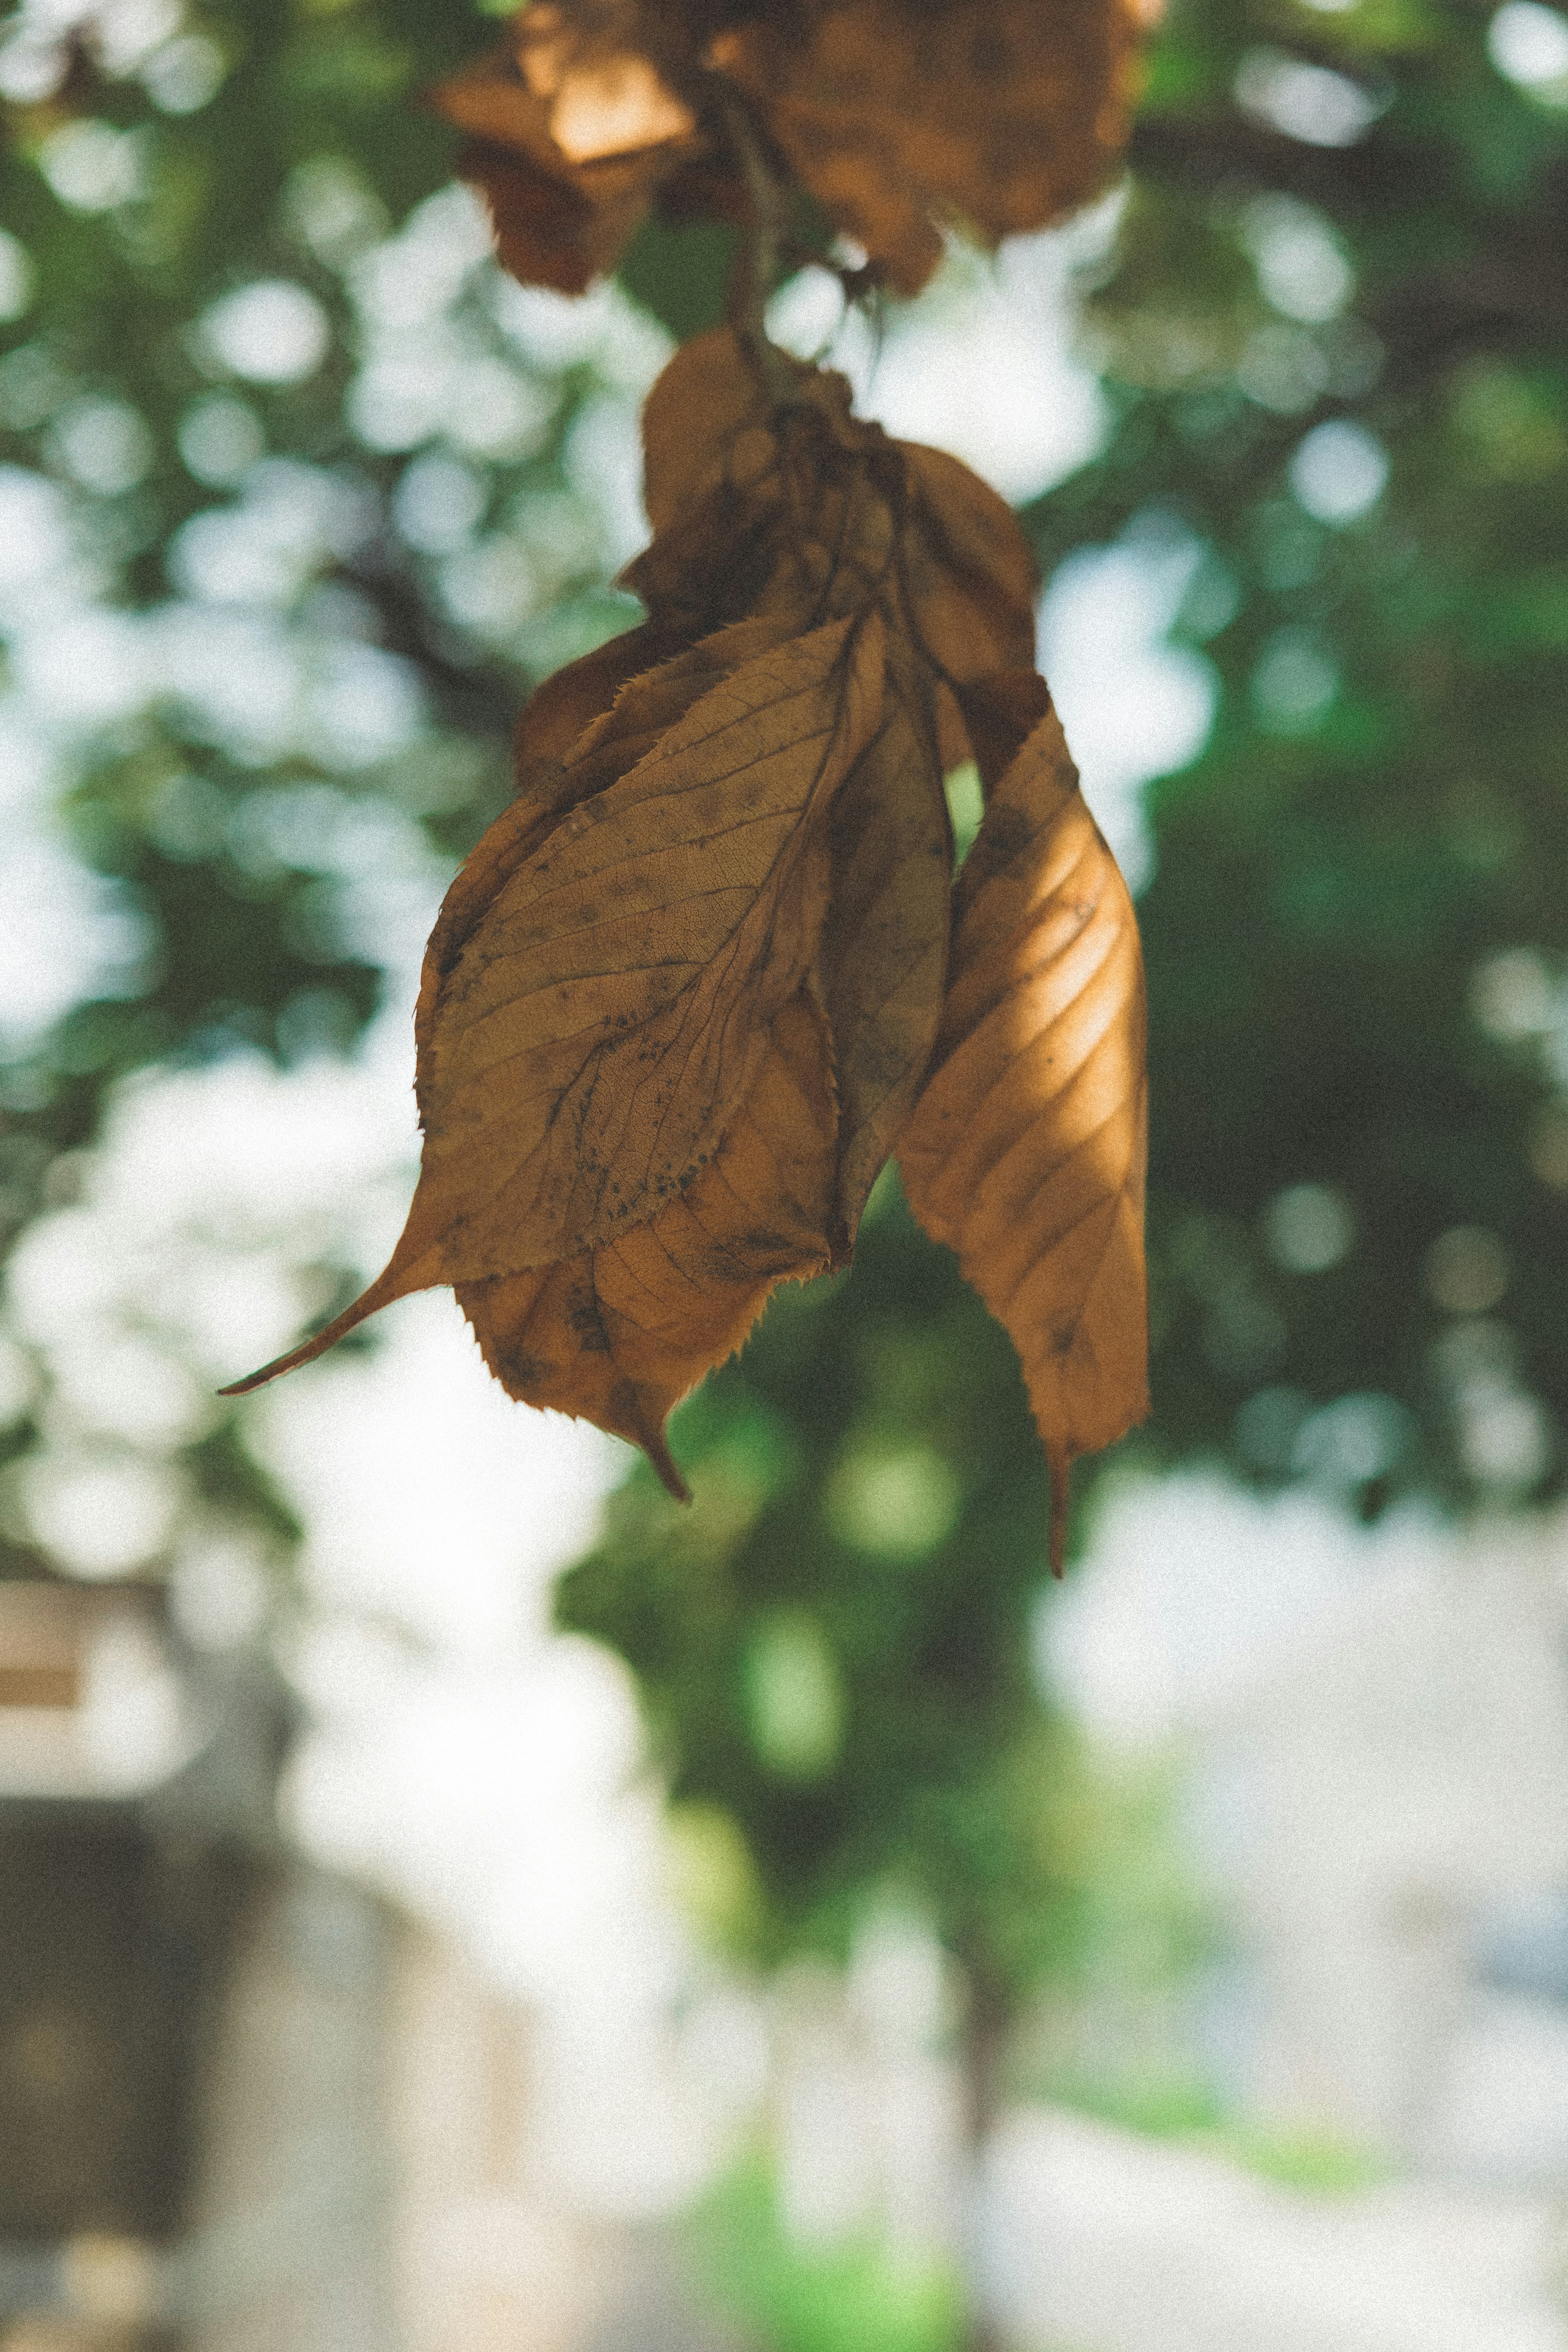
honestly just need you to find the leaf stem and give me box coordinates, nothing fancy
[711,86,799,404]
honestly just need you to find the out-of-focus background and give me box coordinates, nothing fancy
[4,0,1568,2346]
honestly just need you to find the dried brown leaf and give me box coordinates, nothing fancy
[408,614,880,1269]
[898,700,1148,1567]
[227,314,1147,1514]
[438,0,1139,297]
[429,32,707,294]
[950,668,1054,792]
[635,332,1054,1250]
[640,327,776,537]
[223,614,883,1406]
[518,3,695,161]
[712,0,1141,295]
[416,615,701,1072]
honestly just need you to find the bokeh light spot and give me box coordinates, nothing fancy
[200,281,332,388]
[1289,419,1389,525]
[1264,1183,1356,1274]
[827,1447,962,1560]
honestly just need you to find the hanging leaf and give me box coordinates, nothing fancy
[227,303,1145,1521]
[899,700,1149,1568]
[951,668,1054,792]
[516,2,697,163]
[710,0,1141,294]
[430,45,674,294]
[429,14,738,295]
[414,612,879,1268]
[419,615,752,1073]
[437,0,1142,301]
[222,617,884,1406]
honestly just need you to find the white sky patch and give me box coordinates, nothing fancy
[49,392,154,495]
[1039,528,1219,892]
[1234,48,1386,146]
[0,835,152,1039]
[37,116,146,211]
[0,700,155,1044]
[17,1446,186,1579]
[1290,416,1390,525]
[251,1288,621,1655]
[6,1054,418,1386]
[771,212,1115,506]
[564,389,652,572]
[1042,1470,1450,1751]
[11,604,157,725]
[1489,0,1568,88]
[177,390,265,486]
[141,30,225,115]
[1238,193,1354,326]
[0,463,74,599]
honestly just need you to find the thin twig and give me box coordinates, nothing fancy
[709,85,801,404]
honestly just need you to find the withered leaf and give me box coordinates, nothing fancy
[228,304,1148,1521]
[898,699,1148,1568]
[950,667,1054,791]
[437,0,1140,301]
[456,985,838,1496]
[224,614,883,1406]
[418,613,797,1075]
[430,46,667,294]
[898,445,1039,687]
[711,0,1141,296]
[429,21,735,296]
[640,327,781,539]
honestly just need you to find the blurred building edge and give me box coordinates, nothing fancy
[0,1577,302,2346]
[1204,1537,1568,2179]
[0,1581,726,2352]
[0,1574,374,2352]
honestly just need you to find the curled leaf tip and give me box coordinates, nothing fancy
[218,1314,366,1397]
[640,1421,693,1504]
[218,1253,437,1396]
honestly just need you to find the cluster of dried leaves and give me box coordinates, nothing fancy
[228,0,1149,1561]
[429,0,1142,296]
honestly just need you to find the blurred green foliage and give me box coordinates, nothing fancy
[2,0,1567,2138]
[689,2160,961,2352]
[559,1187,1088,1985]
[1049,0,1568,1523]
[561,0,1568,2028]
